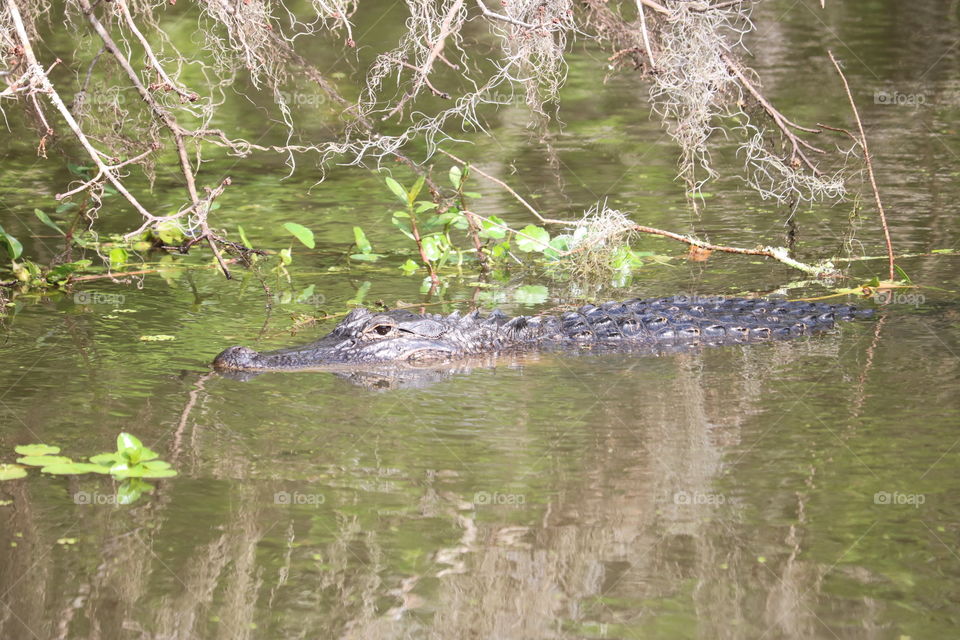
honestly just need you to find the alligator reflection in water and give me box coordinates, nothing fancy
[214,355,505,389]
[213,296,874,385]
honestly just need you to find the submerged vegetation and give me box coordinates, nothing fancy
[0,0,941,303]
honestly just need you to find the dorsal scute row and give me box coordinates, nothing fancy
[545,297,867,344]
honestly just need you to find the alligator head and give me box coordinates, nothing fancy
[213,307,473,372]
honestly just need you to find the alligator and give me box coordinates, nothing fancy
[212,296,872,377]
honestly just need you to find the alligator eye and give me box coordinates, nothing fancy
[372,324,393,336]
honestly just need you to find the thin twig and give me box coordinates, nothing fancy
[474,0,537,28]
[635,0,656,71]
[721,52,825,174]
[391,58,451,99]
[828,51,895,281]
[636,0,669,15]
[628,224,839,276]
[407,210,440,287]
[383,0,464,121]
[56,144,160,200]
[438,149,566,224]
[115,0,198,103]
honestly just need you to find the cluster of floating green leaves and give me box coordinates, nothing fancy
[0,433,177,481]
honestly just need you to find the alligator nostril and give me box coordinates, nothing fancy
[213,345,260,370]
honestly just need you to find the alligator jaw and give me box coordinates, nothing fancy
[212,337,459,372]
[212,345,263,371]
[212,337,346,371]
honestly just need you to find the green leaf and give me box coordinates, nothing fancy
[283,223,315,249]
[117,479,154,504]
[463,191,482,199]
[40,462,111,475]
[384,177,408,204]
[549,235,572,253]
[237,225,253,249]
[154,220,184,246]
[399,259,419,273]
[0,464,27,481]
[347,281,371,305]
[610,245,635,270]
[434,211,467,229]
[448,213,469,231]
[15,444,60,456]
[893,264,913,285]
[513,285,549,304]
[415,201,438,213]
[111,463,177,479]
[136,447,159,462]
[278,248,293,265]
[478,216,507,239]
[408,175,425,204]
[46,260,92,283]
[67,163,91,178]
[420,234,448,262]
[350,253,383,262]
[17,455,73,467]
[117,433,143,457]
[515,225,551,253]
[391,217,415,240]
[449,165,463,189]
[116,482,143,505]
[543,234,571,260]
[295,284,316,304]
[0,225,23,260]
[34,209,64,235]
[89,453,121,465]
[109,247,128,266]
[353,226,373,254]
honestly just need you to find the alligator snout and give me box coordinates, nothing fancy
[212,345,261,370]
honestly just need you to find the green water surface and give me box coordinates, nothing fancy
[1,1,959,638]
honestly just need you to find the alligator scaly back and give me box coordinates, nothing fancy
[213,296,873,373]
